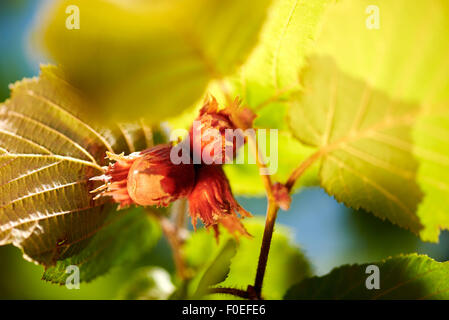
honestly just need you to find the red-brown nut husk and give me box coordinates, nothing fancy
[189,96,255,165]
[188,164,252,239]
[91,144,195,209]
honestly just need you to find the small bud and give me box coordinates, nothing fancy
[92,144,195,209]
[272,182,291,211]
[188,164,252,239]
[190,96,255,164]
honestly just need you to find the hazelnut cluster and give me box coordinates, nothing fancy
[92,97,255,238]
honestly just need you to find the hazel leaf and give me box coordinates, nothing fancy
[288,0,449,241]
[289,56,427,234]
[192,239,237,299]
[230,0,333,129]
[285,254,449,300]
[34,0,273,123]
[0,65,159,279]
[42,208,161,284]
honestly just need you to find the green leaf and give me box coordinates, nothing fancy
[185,220,311,300]
[0,65,159,279]
[289,56,425,234]
[193,239,237,299]
[231,0,332,129]
[43,208,161,283]
[183,229,233,299]
[285,254,449,300]
[287,0,449,241]
[34,0,273,123]
[413,107,449,241]
[314,0,449,104]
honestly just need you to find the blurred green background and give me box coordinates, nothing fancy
[0,0,448,299]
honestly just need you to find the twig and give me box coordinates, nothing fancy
[285,150,323,192]
[174,198,188,231]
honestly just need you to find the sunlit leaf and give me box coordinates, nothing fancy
[285,254,449,299]
[314,0,449,104]
[34,0,272,122]
[288,0,449,241]
[0,65,159,278]
[289,56,426,234]
[229,0,332,129]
